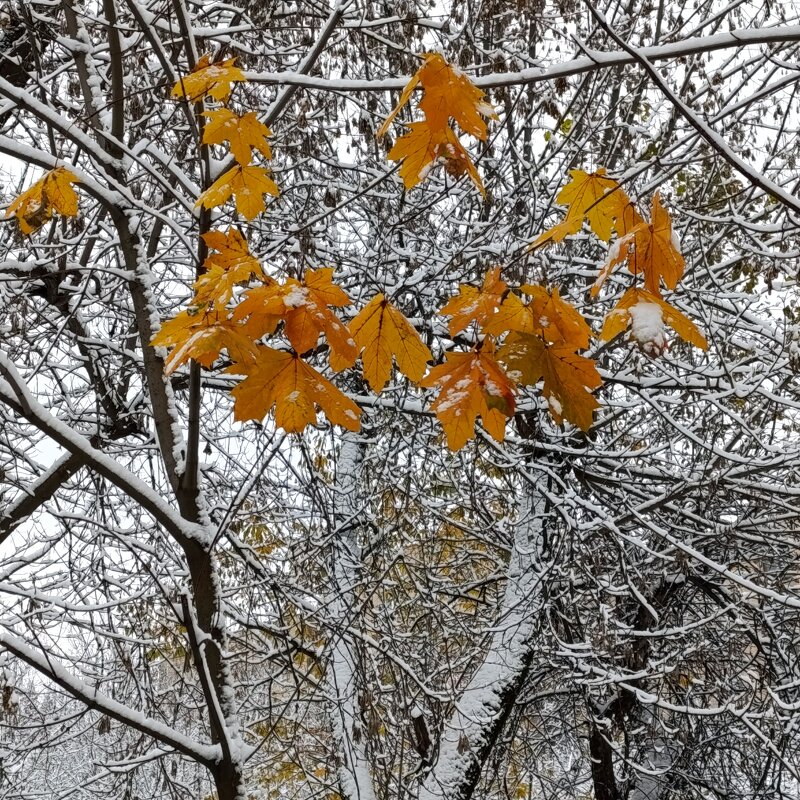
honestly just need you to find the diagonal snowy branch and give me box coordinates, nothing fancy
[419,481,551,800]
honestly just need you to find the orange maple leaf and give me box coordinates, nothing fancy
[151,308,258,373]
[171,55,246,102]
[530,169,639,248]
[231,347,361,433]
[6,167,80,234]
[439,267,507,336]
[196,165,279,220]
[202,109,272,166]
[499,333,601,431]
[192,228,265,306]
[341,294,432,391]
[234,269,357,366]
[600,287,707,352]
[592,193,684,297]
[420,339,516,451]
[483,285,591,349]
[387,122,485,196]
[378,52,497,140]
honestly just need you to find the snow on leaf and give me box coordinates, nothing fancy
[420,339,516,451]
[231,347,361,433]
[202,109,272,166]
[233,269,357,366]
[343,294,432,392]
[195,165,279,220]
[170,54,246,102]
[499,333,601,431]
[377,52,496,140]
[439,267,507,336]
[591,232,634,297]
[600,287,707,351]
[387,122,485,196]
[6,168,80,235]
[530,169,639,248]
[150,308,258,373]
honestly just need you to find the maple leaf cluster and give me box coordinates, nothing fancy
[155,56,441,436]
[429,270,601,447]
[532,169,707,356]
[377,53,497,196]
[1,52,713,452]
[137,55,707,450]
[172,55,279,220]
[150,227,437,435]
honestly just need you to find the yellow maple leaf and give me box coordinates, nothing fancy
[600,287,707,352]
[387,122,485,196]
[439,267,507,336]
[499,333,601,431]
[43,167,80,217]
[483,285,591,349]
[151,308,258,373]
[420,339,516,451]
[202,109,272,166]
[530,169,638,248]
[192,228,264,307]
[6,167,80,234]
[196,165,279,220]
[233,269,357,366]
[202,228,261,273]
[171,55,246,102]
[231,347,361,433]
[592,193,684,297]
[378,52,496,140]
[341,294,432,392]
[416,53,497,139]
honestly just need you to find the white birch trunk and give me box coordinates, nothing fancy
[418,480,549,800]
[326,432,378,800]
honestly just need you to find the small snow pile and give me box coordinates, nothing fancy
[282,286,308,308]
[629,300,667,356]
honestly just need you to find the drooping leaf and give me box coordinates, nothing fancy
[6,167,80,234]
[530,169,639,248]
[499,333,601,431]
[377,52,496,140]
[600,287,707,351]
[151,308,258,373]
[591,231,635,297]
[376,70,421,139]
[196,165,279,219]
[593,193,684,297]
[420,340,516,451]
[439,267,507,336]
[202,109,272,165]
[231,347,361,433]
[42,168,80,217]
[233,269,357,366]
[639,193,685,295]
[171,55,246,102]
[483,284,591,349]
[387,122,485,196]
[341,294,432,391]
[193,228,265,306]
